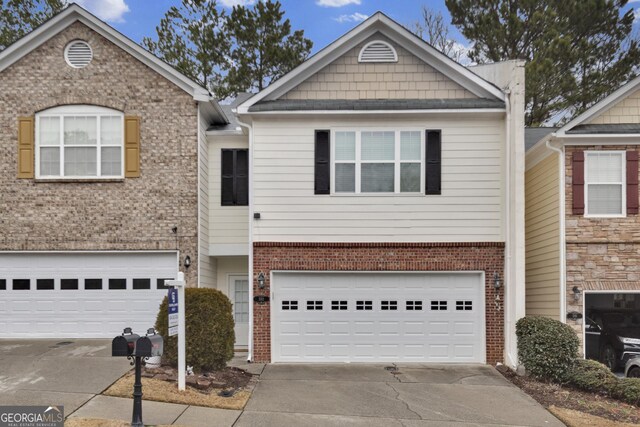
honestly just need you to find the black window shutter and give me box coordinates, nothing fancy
[425,130,441,195]
[221,149,249,206]
[315,130,330,195]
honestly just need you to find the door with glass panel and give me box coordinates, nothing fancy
[230,275,249,347]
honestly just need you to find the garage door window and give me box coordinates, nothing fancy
[282,300,298,310]
[13,279,30,290]
[406,300,423,310]
[431,300,447,310]
[133,278,151,290]
[109,279,126,290]
[331,300,348,310]
[0,280,5,290]
[381,300,398,310]
[85,279,102,290]
[61,279,79,290]
[356,300,372,310]
[456,300,473,311]
[36,279,54,290]
[307,300,323,310]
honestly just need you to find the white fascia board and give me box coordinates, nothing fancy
[557,133,640,142]
[0,4,210,100]
[237,108,506,116]
[557,75,640,135]
[205,129,244,136]
[238,12,504,111]
[525,133,555,171]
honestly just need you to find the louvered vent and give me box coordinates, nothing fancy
[64,41,93,68]
[358,41,398,63]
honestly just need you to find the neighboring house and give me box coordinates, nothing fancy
[214,13,527,364]
[525,78,640,361]
[0,4,229,337]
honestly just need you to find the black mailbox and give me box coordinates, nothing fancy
[112,327,140,357]
[134,328,164,358]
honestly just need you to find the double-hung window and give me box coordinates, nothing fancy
[585,151,625,217]
[221,149,248,206]
[333,130,423,194]
[36,105,124,179]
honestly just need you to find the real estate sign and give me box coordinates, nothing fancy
[168,288,178,337]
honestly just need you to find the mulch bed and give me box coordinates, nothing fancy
[142,364,253,391]
[496,365,640,425]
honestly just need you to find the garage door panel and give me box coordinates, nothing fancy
[0,252,177,338]
[272,272,485,363]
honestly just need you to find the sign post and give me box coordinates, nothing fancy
[166,272,186,391]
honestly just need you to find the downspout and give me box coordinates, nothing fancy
[196,105,202,288]
[546,138,566,322]
[236,116,254,362]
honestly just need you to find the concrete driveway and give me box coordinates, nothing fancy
[237,364,564,427]
[0,339,130,414]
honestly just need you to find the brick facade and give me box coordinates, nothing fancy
[565,146,640,338]
[0,22,200,285]
[252,242,505,364]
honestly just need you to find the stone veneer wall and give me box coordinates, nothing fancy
[252,242,505,364]
[565,145,640,341]
[0,22,200,285]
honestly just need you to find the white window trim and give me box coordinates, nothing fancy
[330,128,424,195]
[584,150,626,218]
[35,105,125,180]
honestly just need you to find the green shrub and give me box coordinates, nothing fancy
[566,359,618,391]
[610,378,640,406]
[155,288,235,372]
[516,316,580,382]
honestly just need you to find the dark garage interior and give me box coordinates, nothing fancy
[584,292,640,373]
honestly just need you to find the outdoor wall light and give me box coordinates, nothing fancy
[184,255,191,269]
[572,286,582,301]
[493,272,501,290]
[257,272,266,289]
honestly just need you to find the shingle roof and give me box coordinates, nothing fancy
[525,127,558,151]
[248,98,505,112]
[566,123,640,134]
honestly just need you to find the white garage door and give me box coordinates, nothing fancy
[0,252,178,338]
[272,272,485,363]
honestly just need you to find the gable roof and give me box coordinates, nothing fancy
[557,75,640,136]
[0,3,227,123]
[237,12,505,114]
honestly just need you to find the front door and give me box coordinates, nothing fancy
[230,275,249,348]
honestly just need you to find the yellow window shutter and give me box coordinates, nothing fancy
[17,117,34,179]
[124,116,141,178]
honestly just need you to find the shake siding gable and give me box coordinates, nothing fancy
[587,89,640,124]
[251,115,505,243]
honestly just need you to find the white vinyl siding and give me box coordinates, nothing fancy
[208,134,249,249]
[251,115,505,243]
[525,153,561,319]
[585,151,625,217]
[198,108,216,288]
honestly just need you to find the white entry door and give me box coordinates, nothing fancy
[230,275,249,348]
[0,252,178,338]
[271,272,485,363]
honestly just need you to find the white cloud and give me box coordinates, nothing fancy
[635,8,640,23]
[334,12,368,23]
[218,0,257,8]
[317,0,361,7]
[74,0,130,23]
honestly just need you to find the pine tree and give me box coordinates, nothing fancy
[1,0,65,51]
[225,0,312,96]
[142,0,229,98]
[445,0,639,126]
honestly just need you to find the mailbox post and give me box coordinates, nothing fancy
[111,327,163,427]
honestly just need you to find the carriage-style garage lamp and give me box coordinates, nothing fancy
[493,272,501,290]
[572,286,581,301]
[257,272,266,289]
[184,255,191,269]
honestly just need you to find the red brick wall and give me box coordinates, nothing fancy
[252,242,505,364]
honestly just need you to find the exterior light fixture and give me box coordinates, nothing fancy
[184,255,191,269]
[572,286,581,302]
[493,272,501,290]
[257,272,265,289]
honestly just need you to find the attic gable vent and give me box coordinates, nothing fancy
[64,40,93,68]
[358,41,398,63]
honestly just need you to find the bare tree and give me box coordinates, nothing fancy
[411,5,466,63]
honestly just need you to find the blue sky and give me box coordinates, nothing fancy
[74,0,640,56]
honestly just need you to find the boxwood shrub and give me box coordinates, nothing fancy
[610,378,640,406]
[155,288,235,372]
[566,359,618,391]
[516,316,579,382]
